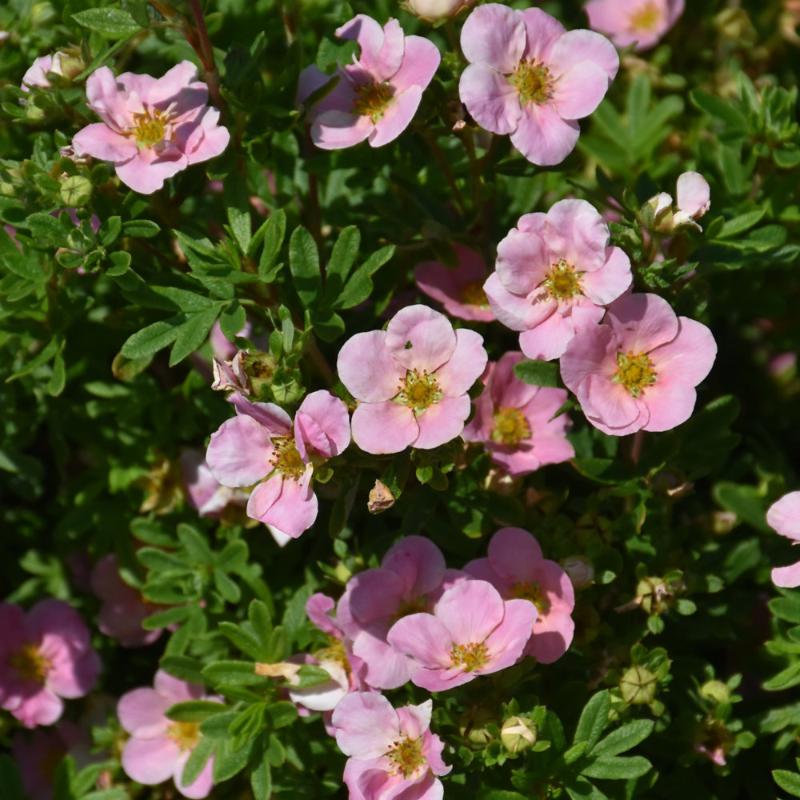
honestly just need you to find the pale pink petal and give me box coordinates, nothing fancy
[458,64,522,135]
[580,373,643,431]
[487,528,544,584]
[247,471,318,538]
[527,611,574,663]
[772,562,800,589]
[435,580,505,645]
[154,671,204,702]
[768,493,800,540]
[676,171,710,219]
[548,29,619,83]
[231,397,293,434]
[351,402,418,454]
[295,390,351,458]
[72,123,138,163]
[481,599,536,672]
[383,535,447,597]
[650,317,716,387]
[605,293,680,354]
[387,613,454,668]
[518,8,567,62]
[311,110,374,150]
[174,755,214,799]
[338,16,404,82]
[496,227,550,295]
[306,593,341,637]
[460,4,526,73]
[414,395,471,449]
[397,700,432,740]
[337,330,405,402]
[349,569,407,623]
[117,688,170,737]
[560,322,616,395]
[552,60,613,120]
[115,151,188,195]
[181,107,230,165]
[386,305,457,372]
[390,36,441,93]
[519,310,579,361]
[510,104,580,166]
[13,691,64,728]
[331,692,399,759]
[434,329,487,396]
[206,415,272,487]
[484,274,556,332]
[581,247,632,305]
[122,735,180,785]
[369,86,423,147]
[85,66,131,130]
[288,661,348,711]
[352,630,413,690]
[641,383,696,432]
[544,199,610,271]
[490,351,539,408]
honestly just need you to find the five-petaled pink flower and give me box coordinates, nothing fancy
[459,4,618,165]
[768,492,800,588]
[414,244,494,322]
[343,536,450,690]
[90,554,163,648]
[72,61,229,194]
[0,600,100,728]
[298,15,440,150]
[485,199,632,360]
[560,293,717,435]
[464,352,575,476]
[206,390,350,541]
[331,692,451,800]
[118,670,220,799]
[465,528,575,663]
[337,304,488,454]
[387,579,536,691]
[585,0,685,51]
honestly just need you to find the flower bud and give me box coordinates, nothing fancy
[619,666,658,706]
[60,175,92,208]
[561,556,594,589]
[699,680,730,704]
[501,716,537,754]
[405,0,472,22]
[368,480,395,514]
[635,577,671,615]
[31,1,56,26]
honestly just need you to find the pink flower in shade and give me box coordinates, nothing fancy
[72,61,229,195]
[209,319,251,362]
[464,528,575,664]
[298,15,440,150]
[647,171,711,232]
[414,244,494,322]
[179,449,248,518]
[205,390,350,540]
[464,352,574,476]
[386,579,536,691]
[90,555,162,648]
[767,492,800,588]
[331,692,451,800]
[337,304,488,454]
[585,0,685,51]
[343,537,451,690]
[484,199,633,361]
[458,4,618,166]
[118,671,221,799]
[0,601,100,728]
[560,293,717,436]
[21,53,65,91]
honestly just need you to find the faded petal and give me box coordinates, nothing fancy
[772,562,800,589]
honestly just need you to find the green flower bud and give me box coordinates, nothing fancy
[501,716,537,754]
[60,176,92,208]
[620,666,658,705]
[700,680,730,704]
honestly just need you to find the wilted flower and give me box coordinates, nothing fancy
[298,15,440,149]
[72,61,230,194]
[585,0,685,51]
[560,293,717,435]
[459,4,618,165]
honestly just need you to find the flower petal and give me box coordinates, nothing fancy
[206,415,272,487]
[331,691,399,759]
[458,63,522,135]
[460,4,526,73]
[351,402,419,454]
[385,305,457,372]
[338,330,405,402]
[510,104,580,167]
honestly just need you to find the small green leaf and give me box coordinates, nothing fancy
[514,359,560,387]
[169,307,221,366]
[324,225,360,301]
[335,244,394,309]
[166,700,228,722]
[72,7,143,38]
[574,691,610,749]
[122,219,160,238]
[180,735,214,787]
[592,719,654,757]
[257,210,287,282]
[581,755,652,780]
[120,315,185,359]
[774,769,800,797]
[289,226,321,306]
[250,760,272,800]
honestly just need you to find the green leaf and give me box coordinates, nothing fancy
[515,359,561,388]
[765,662,800,692]
[0,755,25,800]
[202,660,263,686]
[120,315,185,359]
[289,226,321,306]
[266,701,297,729]
[774,769,800,797]
[582,755,652,780]
[770,594,800,624]
[47,350,66,397]
[225,174,253,253]
[250,760,272,800]
[166,700,228,722]
[565,777,609,800]
[324,225,360,301]
[574,691,610,749]
[713,482,770,532]
[592,720,654,757]
[690,89,748,134]
[72,7,143,38]
[715,209,767,239]
[219,302,247,341]
[26,212,69,247]
[180,735,214,788]
[169,307,221,366]
[257,210,287,282]
[335,244,395,309]
[213,737,253,782]
[122,219,160,238]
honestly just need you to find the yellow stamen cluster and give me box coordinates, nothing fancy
[314,637,350,671]
[543,260,583,301]
[387,736,426,778]
[167,721,201,751]
[353,82,394,122]
[629,2,663,32]
[450,641,489,672]
[491,407,531,446]
[270,436,306,480]
[130,108,171,148]
[9,643,50,684]
[510,61,553,105]
[512,581,550,614]
[614,351,657,398]
[397,370,442,412]
[461,281,489,307]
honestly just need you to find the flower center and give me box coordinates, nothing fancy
[270,436,306,480]
[130,108,172,148]
[461,281,489,307]
[387,736,426,778]
[450,641,489,672]
[491,407,531,446]
[315,637,350,671]
[614,351,657,398]
[353,82,394,122]
[9,643,50,684]
[397,370,442,412]
[543,260,583,301]
[510,61,553,105]
[393,596,431,622]
[630,2,663,32]
[167,721,201,752]
[512,581,550,614]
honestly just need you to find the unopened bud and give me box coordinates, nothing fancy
[60,175,92,207]
[711,511,737,535]
[699,680,730,704]
[636,577,671,615]
[501,716,537,754]
[406,0,472,22]
[620,666,658,705]
[31,2,56,26]
[562,556,594,589]
[368,480,395,514]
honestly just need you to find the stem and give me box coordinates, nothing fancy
[630,430,645,465]
[420,129,467,216]
[186,0,225,112]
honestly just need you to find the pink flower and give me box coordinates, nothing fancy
[387,579,536,691]
[205,390,350,540]
[337,304,488,454]
[0,600,100,728]
[72,61,229,194]
[209,319,251,362]
[90,554,162,648]
[179,449,248,518]
[298,15,440,150]
[118,671,220,799]
[459,4,618,165]
[585,0,684,51]
[414,244,494,322]
[560,293,717,435]
[647,171,711,232]
[12,723,87,800]
[768,492,800,588]
[464,352,574,476]
[344,537,449,689]
[21,53,65,90]
[331,692,451,799]
[465,528,575,663]
[485,199,632,361]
